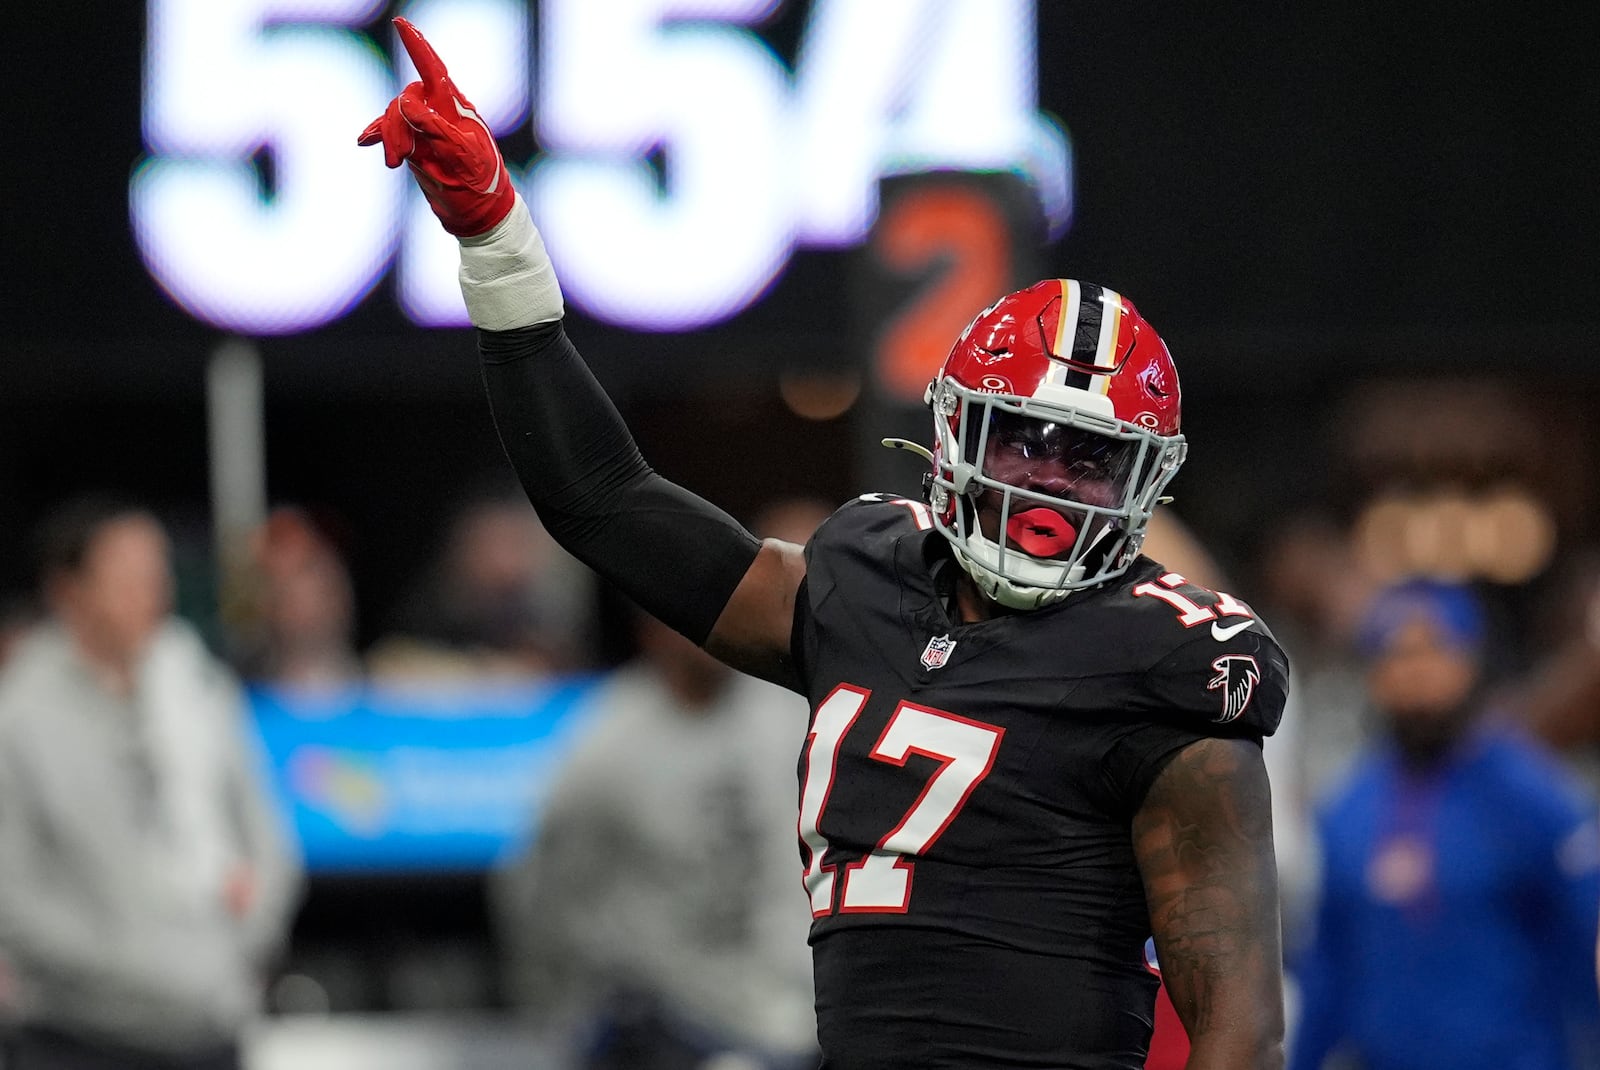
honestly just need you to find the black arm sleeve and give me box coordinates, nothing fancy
[478,321,761,646]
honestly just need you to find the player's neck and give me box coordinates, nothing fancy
[954,573,1009,624]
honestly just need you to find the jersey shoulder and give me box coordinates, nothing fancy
[809,493,935,547]
[803,494,935,596]
[1101,558,1291,738]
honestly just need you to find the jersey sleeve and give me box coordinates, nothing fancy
[1100,721,1214,817]
[1142,626,1290,739]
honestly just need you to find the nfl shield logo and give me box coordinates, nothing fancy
[920,633,957,671]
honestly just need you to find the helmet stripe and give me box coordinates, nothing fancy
[1072,282,1106,366]
[1094,288,1124,395]
[1054,279,1080,362]
[1049,280,1093,390]
[1094,288,1124,369]
[1043,280,1125,395]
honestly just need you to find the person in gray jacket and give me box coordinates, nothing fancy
[493,609,818,1070]
[0,498,303,1069]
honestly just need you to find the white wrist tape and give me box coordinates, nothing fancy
[457,194,564,330]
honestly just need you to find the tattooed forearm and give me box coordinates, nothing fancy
[1133,736,1284,1069]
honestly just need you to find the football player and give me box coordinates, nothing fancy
[361,20,1289,1069]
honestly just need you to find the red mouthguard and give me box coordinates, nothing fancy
[1006,508,1078,557]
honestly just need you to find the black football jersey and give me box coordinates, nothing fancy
[791,496,1289,1069]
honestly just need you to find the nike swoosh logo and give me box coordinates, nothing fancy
[1211,618,1255,641]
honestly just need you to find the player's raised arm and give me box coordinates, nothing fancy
[359,18,804,686]
[1133,736,1285,1070]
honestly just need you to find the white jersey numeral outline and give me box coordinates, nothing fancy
[798,687,1004,916]
[799,685,868,917]
[1131,571,1253,628]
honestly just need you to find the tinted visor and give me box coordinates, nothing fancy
[974,410,1142,510]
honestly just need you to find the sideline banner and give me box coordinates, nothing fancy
[250,677,602,872]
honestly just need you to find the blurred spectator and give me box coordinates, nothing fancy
[0,596,40,672]
[492,614,815,1069]
[368,493,594,681]
[1518,551,1600,779]
[0,498,304,1070]
[234,507,362,691]
[491,500,824,1070]
[1255,513,1385,961]
[1260,513,1381,803]
[1290,579,1600,1070]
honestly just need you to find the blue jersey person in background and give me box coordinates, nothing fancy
[1291,579,1600,1070]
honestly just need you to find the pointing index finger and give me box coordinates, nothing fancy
[393,17,449,96]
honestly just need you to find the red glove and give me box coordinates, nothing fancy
[358,18,515,237]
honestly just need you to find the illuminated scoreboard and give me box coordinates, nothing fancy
[132,0,1071,335]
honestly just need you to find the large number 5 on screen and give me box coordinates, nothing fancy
[799,686,1004,917]
[134,0,399,332]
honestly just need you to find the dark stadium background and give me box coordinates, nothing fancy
[4,0,1598,1027]
[8,0,1597,610]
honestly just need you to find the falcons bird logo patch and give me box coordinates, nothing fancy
[1207,654,1261,723]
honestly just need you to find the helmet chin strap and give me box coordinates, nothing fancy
[958,548,1081,611]
[957,508,1125,611]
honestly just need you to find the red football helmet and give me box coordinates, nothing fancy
[921,279,1188,609]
